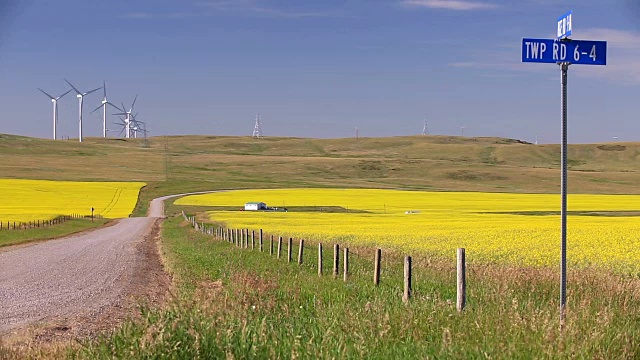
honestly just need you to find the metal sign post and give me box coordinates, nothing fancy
[559,61,569,324]
[522,12,607,326]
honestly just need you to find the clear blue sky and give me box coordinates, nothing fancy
[1,0,639,143]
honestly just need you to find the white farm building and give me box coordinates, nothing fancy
[244,202,267,211]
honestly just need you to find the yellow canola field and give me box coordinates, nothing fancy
[0,179,145,222]
[177,189,640,274]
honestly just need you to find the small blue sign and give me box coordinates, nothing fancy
[521,38,606,65]
[557,11,573,39]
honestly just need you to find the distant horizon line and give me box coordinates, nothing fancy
[1,132,636,146]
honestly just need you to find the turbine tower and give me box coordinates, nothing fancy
[422,118,429,136]
[460,125,466,137]
[91,81,120,138]
[252,113,263,138]
[65,79,101,142]
[38,87,71,140]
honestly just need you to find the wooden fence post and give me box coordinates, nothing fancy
[278,236,283,259]
[270,235,274,255]
[333,244,340,278]
[259,229,263,252]
[374,248,381,286]
[287,238,293,263]
[403,256,412,303]
[344,248,349,282]
[252,230,255,250]
[298,239,304,265]
[318,243,323,276]
[457,248,466,312]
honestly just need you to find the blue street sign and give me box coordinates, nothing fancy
[521,38,607,65]
[557,11,573,39]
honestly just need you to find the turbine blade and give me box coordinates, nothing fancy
[64,79,82,95]
[57,89,72,100]
[131,95,138,110]
[91,104,104,113]
[38,88,55,99]
[106,102,123,111]
[121,102,127,113]
[112,112,127,116]
[84,87,102,96]
[103,80,107,99]
[118,128,125,137]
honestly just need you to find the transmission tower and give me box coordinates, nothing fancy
[422,118,429,135]
[252,113,263,138]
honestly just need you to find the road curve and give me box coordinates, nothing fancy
[149,190,223,218]
[0,191,216,334]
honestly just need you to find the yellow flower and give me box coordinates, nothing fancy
[178,189,640,274]
[0,179,145,221]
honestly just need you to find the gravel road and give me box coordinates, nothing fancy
[0,191,219,335]
[0,193,183,334]
[0,217,157,333]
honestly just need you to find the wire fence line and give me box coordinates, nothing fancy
[0,213,103,231]
[181,211,467,311]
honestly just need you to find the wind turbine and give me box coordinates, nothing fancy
[113,95,138,139]
[65,79,101,142]
[90,81,121,138]
[38,87,72,140]
[113,113,144,139]
[129,112,143,138]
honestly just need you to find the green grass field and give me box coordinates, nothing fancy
[71,216,640,359]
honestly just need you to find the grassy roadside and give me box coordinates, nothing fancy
[0,218,109,248]
[74,216,640,359]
